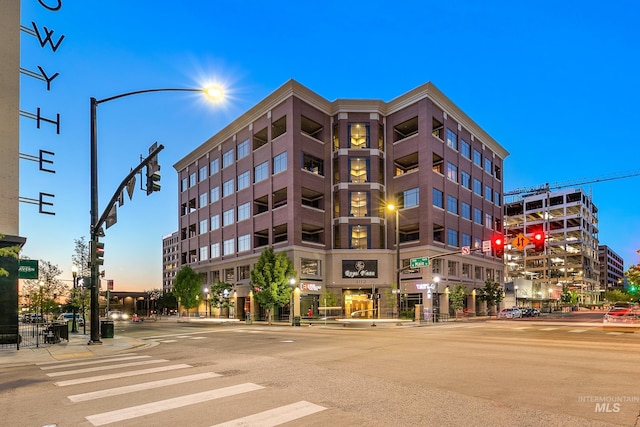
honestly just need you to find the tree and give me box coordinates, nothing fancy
[560,285,579,305]
[449,284,467,318]
[209,280,234,316]
[0,233,20,277]
[477,279,503,315]
[625,264,640,294]
[71,237,90,277]
[173,266,204,316]
[156,291,177,315]
[604,289,633,303]
[250,247,296,324]
[22,260,67,317]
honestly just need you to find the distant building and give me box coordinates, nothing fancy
[174,79,508,320]
[504,188,600,306]
[162,231,180,292]
[598,245,624,290]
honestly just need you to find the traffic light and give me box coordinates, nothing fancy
[532,231,545,252]
[146,155,161,195]
[492,234,505,257]
[94,240,104,266]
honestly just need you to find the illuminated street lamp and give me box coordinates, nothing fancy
[88,86,224,344]
[71,265,78,332]
[387,203,401,319]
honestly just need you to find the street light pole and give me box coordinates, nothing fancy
[71,265,78,333]
[394,208,400,319]
[88,87,223,345]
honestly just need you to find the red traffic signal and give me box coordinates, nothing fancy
[492,234,505,257]
[532,231,545,252]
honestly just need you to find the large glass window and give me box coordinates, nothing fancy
[461,171,471,190]
[349,191,369,217]
[199,219,207,235]
[403,188,419,208]
[210,214,220,230]
[237,139,250,160]
[238,234,250,252]
[433,188,444,209]
[349,123,369,148]
[254,161,268,182]
[473,149,482,167]
[446,128,458,150]
[446,162,458,183]
[474,208,483,224]
[211,242,220,258]
[222,149,235,168]
[273,152,287,174]
[223,208,234,226]
[237,171,250,191]
[447,195,458,215]
[181,177,187,192]
[447,228,458,246]
[461,202,471,220]
[199,192,207,208]
[461,140,470,159]
[210,186,220,203]
[349,225,369,249]
[199,246,208,261]
[210,158,219,175]
[302,153,324,175]
[485,185,492,201]
[189,172,196,187]
[223,179,234,197]
[473,179,482,196]
[199,165,208,182]
[349,158,369,183]
[223,238,234,255]
[462,233,471,247]
[237,202,250,222]
[484,157,492,174]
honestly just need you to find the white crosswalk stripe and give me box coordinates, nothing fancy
[39,355,151,370]
[211,400,326,427]
[46,359,168,377]
[54,363,192,386]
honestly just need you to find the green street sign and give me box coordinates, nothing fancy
[18,259,38,279]
[410,257,429,268]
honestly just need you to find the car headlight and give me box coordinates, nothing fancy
[122,314,129,319]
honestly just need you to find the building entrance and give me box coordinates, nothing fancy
[344,291,374,318]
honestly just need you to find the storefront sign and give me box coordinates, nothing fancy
[342,260,378,279]
[18,259,39,279]
[300,283,322,292]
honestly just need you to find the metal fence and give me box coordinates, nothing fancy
[0,322,69,350]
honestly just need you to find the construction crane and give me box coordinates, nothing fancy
[504,169,640,198]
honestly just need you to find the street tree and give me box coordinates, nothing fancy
[449,284,467,318]
[250,247,296,324]
[604,289,633,303]
[477,279,503,315]
[173,265,204,316]
[208,280,234,317]
[156,291,177,315]
[22,260,67,316]
[68,237,90,317]
[625,264,640,294]
[0,233,20,277]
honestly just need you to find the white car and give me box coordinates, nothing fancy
[107,311,129,321]
[498,308,522,319]
[57,313,84,326]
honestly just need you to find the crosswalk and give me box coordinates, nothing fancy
[438,322,638,336]
[38,353,327,426]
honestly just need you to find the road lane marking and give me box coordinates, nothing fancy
[211,400,327,427]
[40,355,151,370]
[85,383,264,426]
[68,372,221,402]
[36,353,138,366]
[47,359,167,377]
[514,327,532,330]
[54,364,192,386]
[189,336,206,339]
[568,329,587,333]
[160,340,177,343]
[539,328,558,331]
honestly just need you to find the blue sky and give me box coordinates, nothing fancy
[19,0,640,291]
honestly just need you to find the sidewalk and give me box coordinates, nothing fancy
[0,332,149,368]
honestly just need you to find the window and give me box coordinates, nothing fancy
[254,161,268,182]
[333,123,339,150]
[446,162,458,183]
[462,263,471,278]
[394,153,419,176]
[349,158,369,182]
[223,208,234,226]
[349,225,369,249]
[448,260,458,276]
[238,265,250,280]
[211,243,220,258]
[473,149,482,167]
[238,234,250,252]
[447,229,458,246]
[485,213,493,229]
[462,233,471,247]
[433,224,444,243]
[223,238,234,255]
[223,179,234,197]
[446,128,458,150]
[210,158,219,175]
[494,191,501,206]
[210,214,220,230]
[210,186,220,203]
[199,246,208,261]
[474,208,483,224]
[222,149,235,168]
[475,266,483,280]
[189,172,196,187]
[273,152,287,174]
[237,171,250,191]
[433,188,444,209]
[485,185,492,201]
[302,153,324,175]
[432,117,443,140]
[461,171,471,190]
[461,202,471,220]
[237,139,250,160]
[349,123,369,148]
[181,177,187,192]
[199,165,208,181]
[253,127,268,150]
[349,191,369,217]
[199,192,207,208]
[272,116,287,139]
[484,157,492,174]
[199,219,207,235]
[432,153,444,174]
[301,258,321,276]
[393,117,418,141]
[473,179,482,196]
[225,268,235,282]
[301,116,323,141]
[237,202,250,222]
[403,188,419,208]
[461,140,470,159]
[447,195,458,215]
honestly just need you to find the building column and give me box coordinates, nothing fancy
[467,290,476,316]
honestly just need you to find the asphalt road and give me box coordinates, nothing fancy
[2,317,639,427]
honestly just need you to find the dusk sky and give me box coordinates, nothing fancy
[19,1,640,291]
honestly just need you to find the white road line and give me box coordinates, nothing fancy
[189,336,206,340]
[40,355,151,370]
[568,329,587,333]
[68,372,221,402]
[211,400,327,427]
[47,359,167,377]
[36,353,138,366]
[85,383,264,426]
[54,364,192,387]
[514,327,532,330]
[606,332,625,336]
[539,327,558,331]
[160,340,177,343]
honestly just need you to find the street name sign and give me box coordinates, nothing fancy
[410,257,429,268]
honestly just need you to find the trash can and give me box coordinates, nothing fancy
[293,316,301,326]
[100,320,114,338]
[245,312,252,325]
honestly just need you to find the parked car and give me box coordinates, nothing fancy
[107,311,129,321]
[57,313,84,326]
[498,308,522,319]
[23,313,45,323]
[521,308,540,317]
[603,305,640,332]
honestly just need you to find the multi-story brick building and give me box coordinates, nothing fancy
[598,245,624,291]
[162,231,180,293]
[173,80,508,320]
